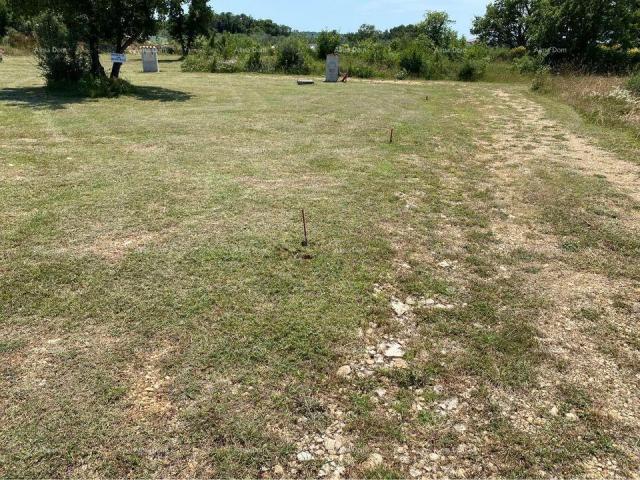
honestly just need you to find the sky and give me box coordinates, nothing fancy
[211,0,491,37]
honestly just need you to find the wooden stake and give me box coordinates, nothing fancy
[389,128,394,144]
[301,209,308,247]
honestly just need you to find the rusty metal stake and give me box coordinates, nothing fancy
[301,209,309,247]
[389,128,394,144]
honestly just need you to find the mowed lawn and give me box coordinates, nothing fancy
[1,57,639,478]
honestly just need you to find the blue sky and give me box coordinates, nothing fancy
[212,0,490,36]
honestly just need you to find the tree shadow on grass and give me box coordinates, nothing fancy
[0,85,193,110]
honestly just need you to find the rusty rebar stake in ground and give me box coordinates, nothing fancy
[301,209,308,246]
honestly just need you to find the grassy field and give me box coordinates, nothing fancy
[1,56,640,478]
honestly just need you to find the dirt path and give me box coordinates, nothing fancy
[285,85,640,479]
[477,88,640,477]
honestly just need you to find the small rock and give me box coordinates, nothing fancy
[297,451,314,462]
[429,453,440,462]
[391,299,411,317]
[391,358,409,369]
[383,343,405,358]
[454,424,467,433]
[438,260,452,268]
[324,437,343,454]
[273,465,284,476]
[410,467,422,477]
[550,406,559,417]
[439,397,459,412]
[362,453,383,469]
[336,365,352,378]
[375,388,387,398]
[565,412,578,421]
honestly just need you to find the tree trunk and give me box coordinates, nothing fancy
[180,37,188,58]
[111,62,123,78]
[110,36,137,79]
[89,36,106,78]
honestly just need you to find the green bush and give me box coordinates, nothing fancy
[77,75,134,98]
[513,54,545,74]
[627,71,640,96]
[530,67,552,93]
[348,63,375,78]
[395,68,408,80]
[360,41,396,68]
[46,74,134,98]
[216,58,242,73]
[457,59,486,82]
[276,40,308,74]
[510,46,527,59]
[316,30,340,60]
[245,50,262,72]
[399,47,423,75]
[34,11,89,84]
[182,50,218,72]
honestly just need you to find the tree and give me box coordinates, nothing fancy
[316,29,340,59]
[11,0,164,78]
[355,24,379,41]
[0,0,9,37]
[473,0,640,59]
[471,0,532,47]
[384,24,420,40]
[527,0,640,61]
[210,11,291,36]
[167,0,212,57]
[419,11,457,48]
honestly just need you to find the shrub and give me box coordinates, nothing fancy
[510,46,527,59]
[316,30,340,60]
[215,58,242,73]
[457,59,486,82]
[348,63,374,78]
[513,54,545,74]
[530,67,552,93]
[399,47,423,75]
[7,28,35,50]
[395,68,408,80]
[77,75,134,98]
[181,51,217,72]
[627,72,640,96]
[245,50,262,72]
[361,41,395,68]
[276,40,308,74]
[34,11,89,84]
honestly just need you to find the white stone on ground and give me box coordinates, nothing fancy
[391,299,411,317]
[297,451,314,462]
[382,342,405,358]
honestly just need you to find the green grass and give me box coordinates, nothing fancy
[1,55,639,477]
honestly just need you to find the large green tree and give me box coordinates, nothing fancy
[167,0,213,57]
[316,29,340,59]
[419,11,457,48]
[471,0,532,47]
[11,0,164,78]
[473,0,640,58]
[528,0,640,58]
